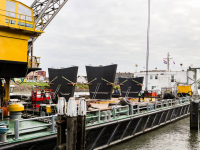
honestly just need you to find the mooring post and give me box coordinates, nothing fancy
[56,97,67,150]
[137,104,140,114]
[77,98,86,150]
[14,119,19,140]
[146,103,149,112]
[67,97,77,150]
[113,107,116,119]
[126,105,129,116]
[98,109,101,122]
[190,99,200,130]
[130,105,133,115]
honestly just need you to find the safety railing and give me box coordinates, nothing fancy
[86,109,101,123]
[86,97,190,125]
[112,105,129,119]
[28,56,41,68]
[14,115,56,140]
[0,9,43,32]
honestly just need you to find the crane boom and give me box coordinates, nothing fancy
[28,0,69,53]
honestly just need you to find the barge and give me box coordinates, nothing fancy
[0,97,190,150]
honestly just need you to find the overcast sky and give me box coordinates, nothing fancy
[21,0,200,76]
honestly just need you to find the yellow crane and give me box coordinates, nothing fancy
[0,0,44,103]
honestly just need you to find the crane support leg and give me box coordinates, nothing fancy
[5,78,10,106]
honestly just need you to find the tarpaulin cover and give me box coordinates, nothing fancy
[48,67,78,102]
[86,64,117,99]
[119,77,144,97]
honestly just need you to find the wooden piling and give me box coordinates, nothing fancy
[76,98,86,150]
[57,116,67,150]
[66,97,78,150]
[67,117,77,150]
[77,115,86,150]
[190,100,200,130]
[56,97,67,150]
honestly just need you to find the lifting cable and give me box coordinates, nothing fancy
[62,76,76,86]
[50,76,58,83]
[132,79,143,86]
[87,78,97,84]
[101,78,114,85]
[119,79,128,85]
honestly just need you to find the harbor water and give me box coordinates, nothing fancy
[106,117,200,150]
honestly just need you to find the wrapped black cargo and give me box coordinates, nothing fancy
[48,67,78,102]
[86,64,117,99]
[119,77,144,97]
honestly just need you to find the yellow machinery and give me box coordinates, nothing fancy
[177,85,192,97]
[7,103,24,112]
[46,105,52,113]
[0,0,44,103]
[7,103,24,119]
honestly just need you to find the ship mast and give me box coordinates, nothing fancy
[164,52,173,71]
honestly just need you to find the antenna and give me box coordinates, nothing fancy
[145,0,151,91]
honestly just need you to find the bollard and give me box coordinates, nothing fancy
[77,98,86,150]
[14,119,19,140]
[190,100,200,130]
[57,97,67,150]
[67,97,77,150]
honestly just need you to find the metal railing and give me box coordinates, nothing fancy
[28,56,41,68]
[14,115,56,140]
[0,9,43,32]
[86,109,101,123]
[112,105,129,119]
[86,97,190,125]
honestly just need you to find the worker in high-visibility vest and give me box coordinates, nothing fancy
[41,89,46,100]
[138,91,141,102]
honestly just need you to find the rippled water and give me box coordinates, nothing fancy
[106,117,200,150]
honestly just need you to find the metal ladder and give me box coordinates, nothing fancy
[125,86,131,98]
[92,83,101,99]
[53,84,61,100]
